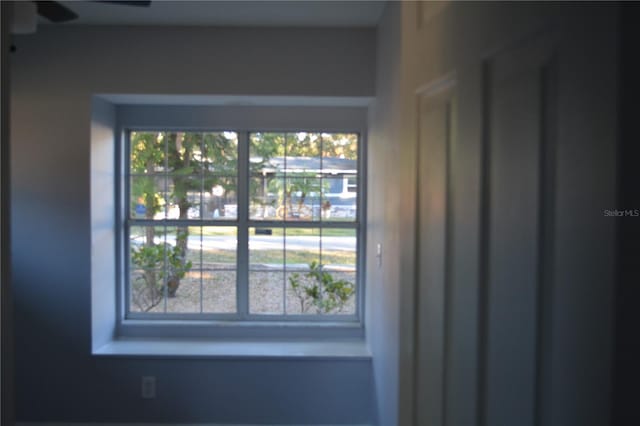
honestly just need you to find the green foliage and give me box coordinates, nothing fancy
[267,172,328,219]
[130,239,194,311]
[288,261,355,314]
[130,132,164,173]
[130,131,239,215]
[131,242,193,283]
[129,131,238,301]
[250,132,358,160]
[130,176,164,217]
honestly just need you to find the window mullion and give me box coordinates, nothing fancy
[200,132,205,314]
[236,131,249,318]
[162,133,169,313]
[122,131,130,320]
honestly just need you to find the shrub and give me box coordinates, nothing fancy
[288,260,355,314]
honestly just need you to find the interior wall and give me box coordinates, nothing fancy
[613,3,640,425]
[365,3,401,425]
[91,96,116,353]
[370,2,618,425]
[1,2,14,425]
[10,25,375,424]
[404,3,617,425]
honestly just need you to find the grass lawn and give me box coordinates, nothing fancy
[133,226,354,237]
[193,226,354,237]
[187,248,355,267]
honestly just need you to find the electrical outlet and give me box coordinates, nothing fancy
[376,243,382,268]
[141,376,156,399]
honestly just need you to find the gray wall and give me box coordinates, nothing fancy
[369,3,618,425]
[365,3,401,426]
[614,4,640,425]
[1,2,15,425]
[10,26,375,424]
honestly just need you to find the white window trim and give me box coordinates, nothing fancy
[91,99,370,353]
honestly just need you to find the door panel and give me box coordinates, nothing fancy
[404,4,617,426]
[415,84,456,426]
[485,37,554,426]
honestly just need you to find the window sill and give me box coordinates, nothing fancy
[93,337,371,360]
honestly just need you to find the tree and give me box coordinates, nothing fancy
[129,131,237,311]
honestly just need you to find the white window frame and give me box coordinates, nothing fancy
[114,104,368,339]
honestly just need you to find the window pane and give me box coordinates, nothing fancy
[203,270,236,313]
[129,131,238,222]
[285,177,322,221]
[322,228,357,271]
[250,133,285,221]
[249,177,279,220]
[284,228,357,315]
[322,176,357,221]
[322,133,358,222]
[202,132,238,175]
[268,176,289,220]
[285,271,317,315]
[189,226,237,314]
[285,228,320,269]
[130,268,165,313]
[285,134,320,223]
[129,226,192,312]
[322,133,358,163]
[153,227,194,311]
[250,132,286,160]
[321,229,357,315]
[250,271,285,314]
[287,132,321,158]
[129,175,168,220]
[284,229,319,314]
[167,175,202,219]
[326,271,356,315]
[286,269,356,315]
[166,132,203,174]
[130,131,166,174]
[202,175,237,220]
[129,225,167,270]
[250,227,284,270]
[164,268,201,313]
[249,228,285,314]
[322,228,357,315]
[129,224,169,313]
[199,226,237,270]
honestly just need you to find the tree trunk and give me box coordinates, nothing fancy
[167,132,190,297]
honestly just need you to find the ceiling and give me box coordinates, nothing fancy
[46,0,386,27]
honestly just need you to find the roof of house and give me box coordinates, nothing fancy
[251,156,357,174]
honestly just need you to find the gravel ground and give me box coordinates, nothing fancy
[131,268,356,315]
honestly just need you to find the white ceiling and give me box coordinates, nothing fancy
[47,0,386,27]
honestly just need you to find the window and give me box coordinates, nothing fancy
[124,131,361,321]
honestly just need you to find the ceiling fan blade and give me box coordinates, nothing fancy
[96,1,152,6]
[35,1,79,23]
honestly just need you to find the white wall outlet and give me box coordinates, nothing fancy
[141,376,156,399]
[376,243,382,268]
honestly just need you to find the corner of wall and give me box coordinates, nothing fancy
[90,96,117,353]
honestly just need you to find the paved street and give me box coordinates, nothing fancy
[132,234,356,251]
